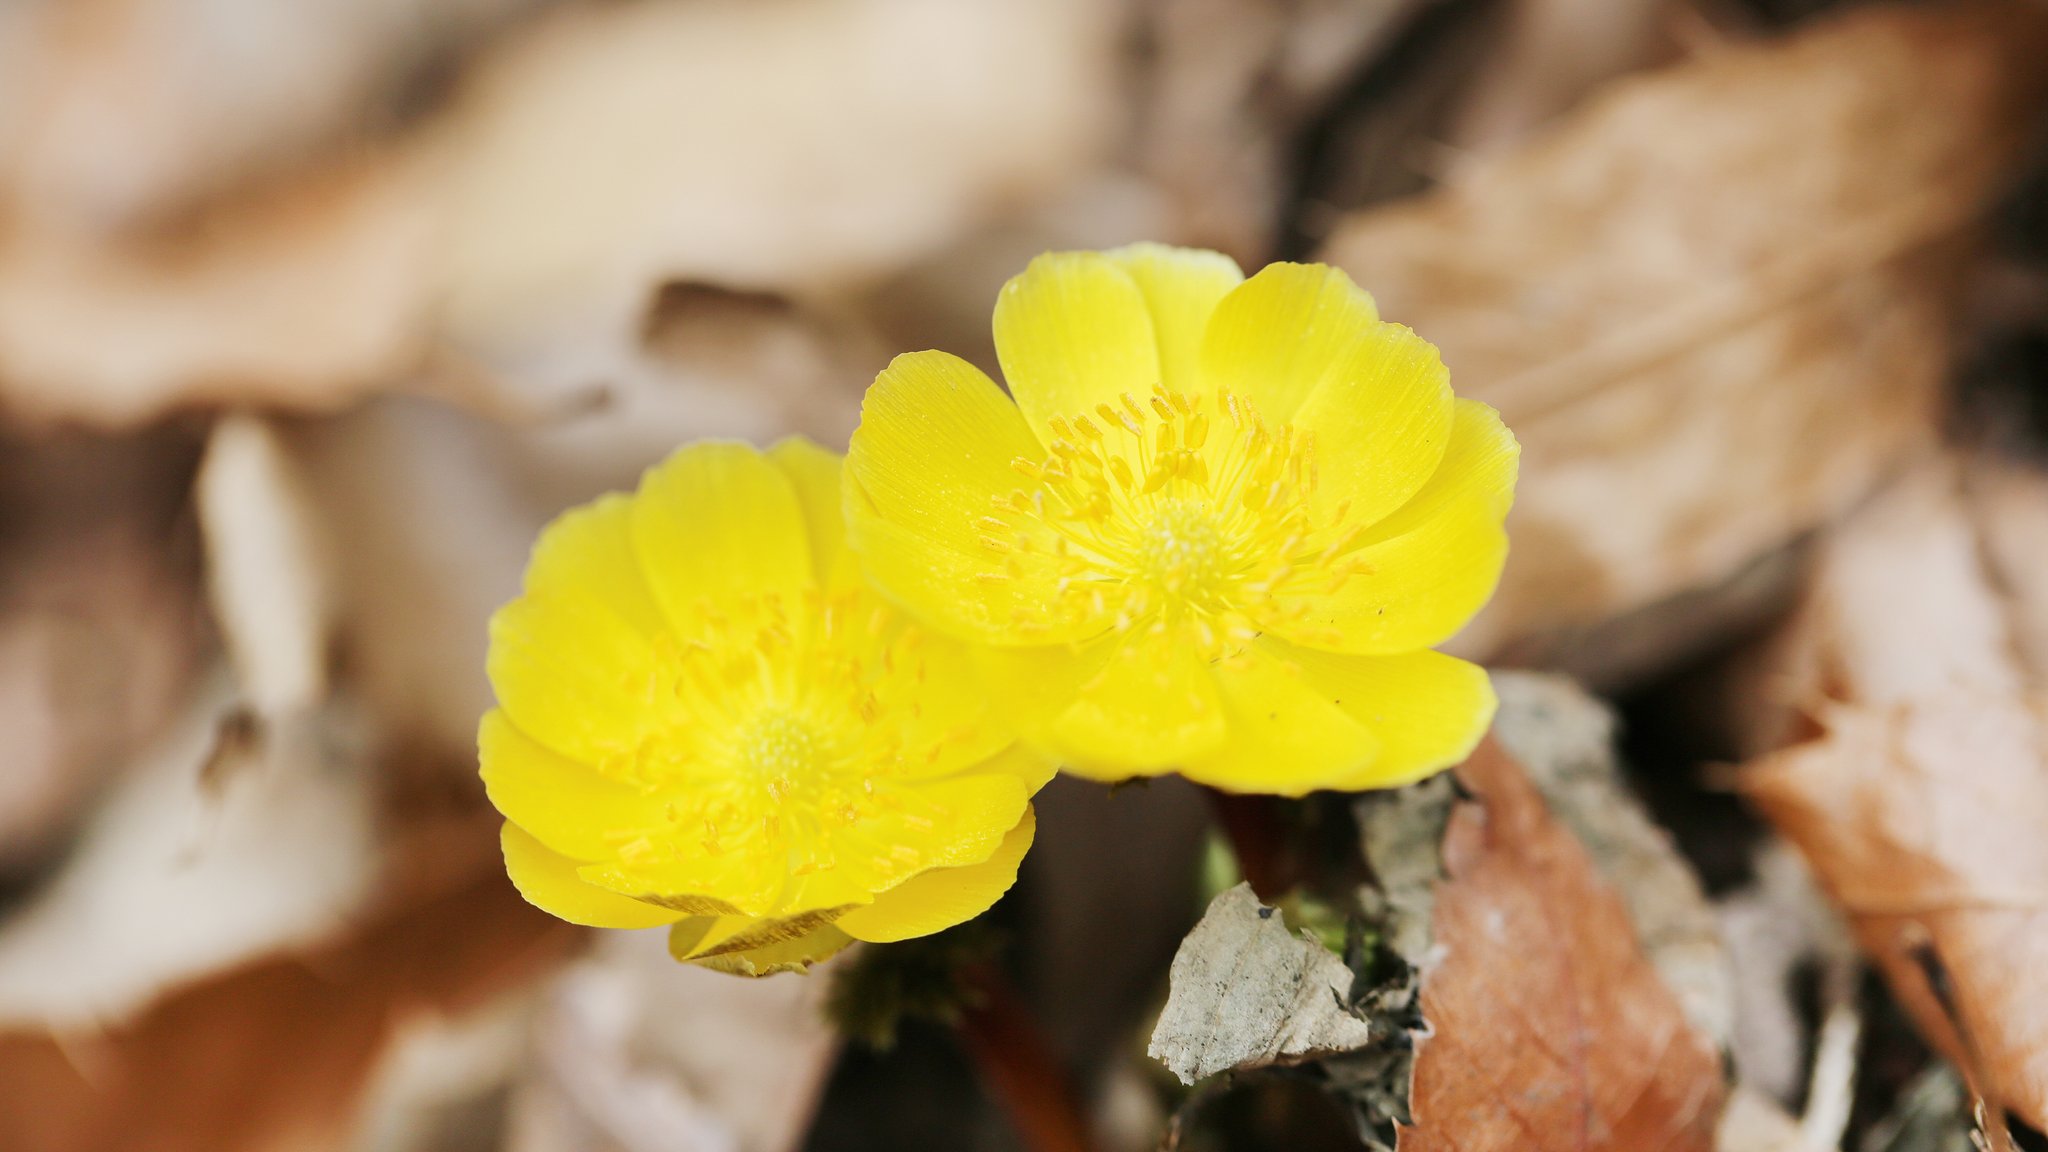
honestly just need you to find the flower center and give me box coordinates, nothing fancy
[1137,497,1225,599]
[596,590,951,874]
[737,708,827,798]
[978,387,1372,653]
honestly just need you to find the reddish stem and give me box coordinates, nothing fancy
[1204,789,1301,900]
[956,963,1100,1152]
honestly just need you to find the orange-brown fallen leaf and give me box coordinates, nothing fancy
[1399,737,1725,1151]
[1733,461,2048,1133]
[0,825,576,1152]
[1746,694,2048,1135]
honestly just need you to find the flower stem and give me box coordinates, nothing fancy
[956,963,1099,1152]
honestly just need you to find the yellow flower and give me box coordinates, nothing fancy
[482,439,1051,976]
[844,245,1517,796]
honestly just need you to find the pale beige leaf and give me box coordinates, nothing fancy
[1148,883,1376,1085]
[197,414,332,722]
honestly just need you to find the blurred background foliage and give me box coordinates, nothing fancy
[1,0,2046,1149]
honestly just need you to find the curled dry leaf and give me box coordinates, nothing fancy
[1734,461,2048,1132]
[1149,883,1377,1084]
[1729,465,2025,755]
[1322,0,2048,687]
[197,414,333,724]
[1398,737,1725,1151]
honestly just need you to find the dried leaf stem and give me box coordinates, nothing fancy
[956,963,1100,1152]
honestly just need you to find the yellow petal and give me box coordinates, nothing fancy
[768,435,860,592]
[1287,320,1455,530]
[1198,261,1384,424]
[971,639,1116,753]
[575,807,785,919]
[500,822,682,929]
[485,494,672,766]
[875,627,1028,780]
[838,807,1037,943]
[479,709,673,861]
[1178,641,1380,797]
[993,251,1160,447]
[1274,399,1518,654]
[519,490,669,638]
[1102,243,1243,394]
[1045,627,1227,780]
[970,743,1060,796]
[1279,642,1497,791]
[845,350,1079,644]
[828,772,1032,894]
[487,582,664,769]
[672,918,854,976]
[631,440,814,635]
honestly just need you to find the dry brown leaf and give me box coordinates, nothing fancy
[1399,737,1725,1151]
[0,0,549,233]
[0,158,436,426]
[1149,684,1725,1146]
[0,423,208,873]
[0,854,575,1152]
[424,0,1117,403]
[0,0,1115,426]
[1725,464,2023,757]
[1732,461,2048,1132]
[1322,0,2048,687]
[1443,0,1675,153]
[0,673,379,1030]
[1746,693,2048,1136]
[1491,672,1733,1049]
[1963,463,2048,683]
[1133,0,1416,258]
